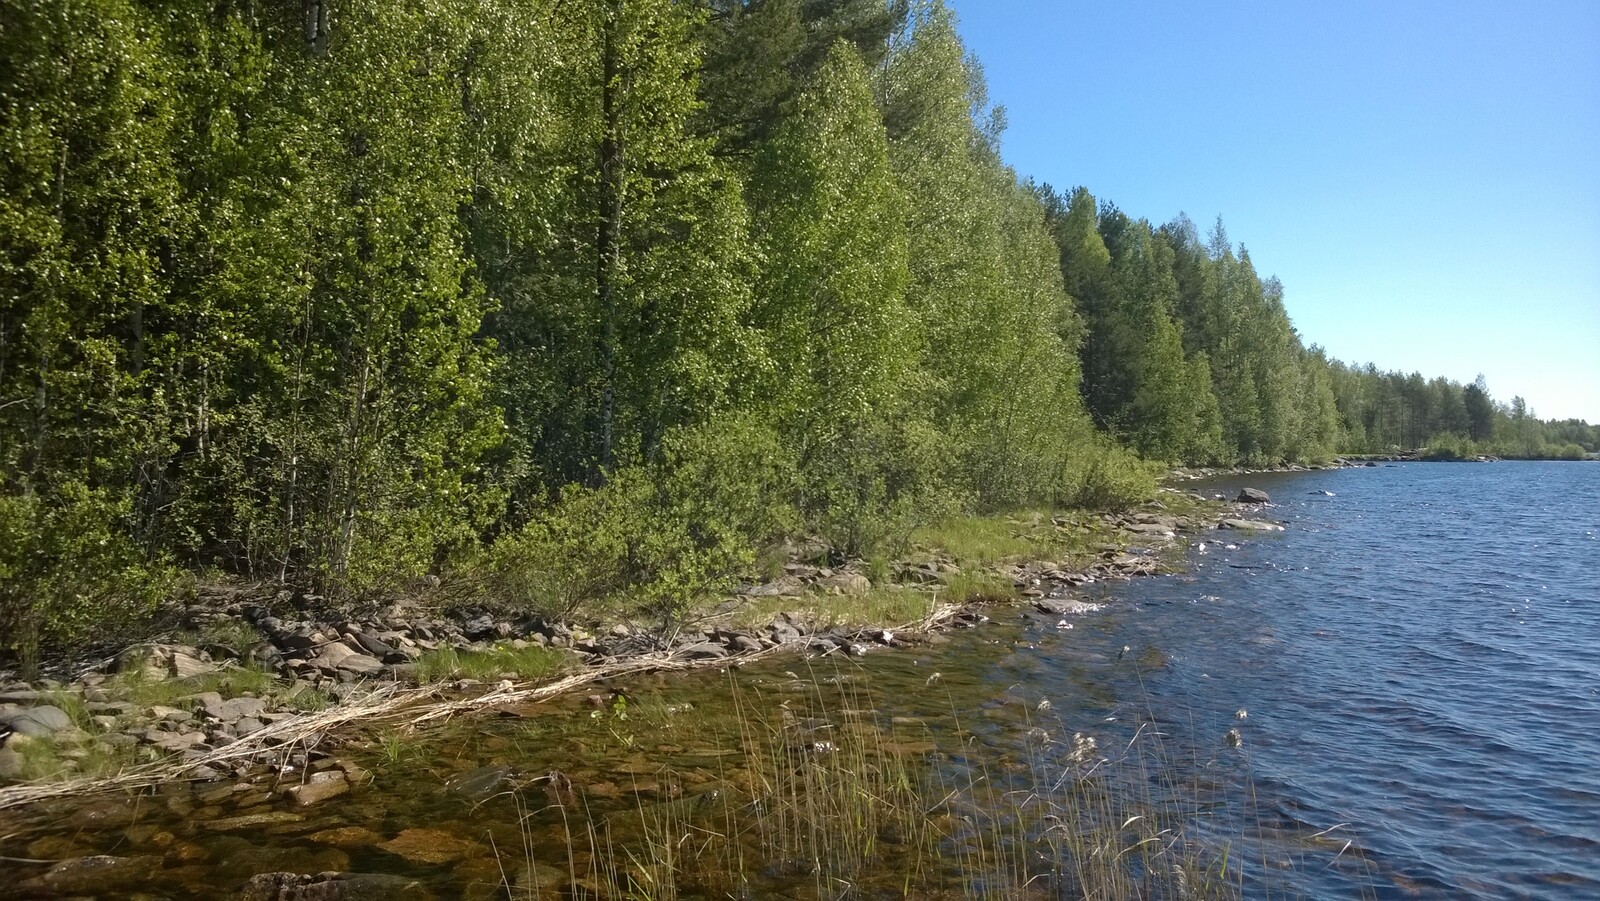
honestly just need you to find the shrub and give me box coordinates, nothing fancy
[804,412,962,560]
[485,416,797,625]
[1067,439,1157,510]
[0,483,176,673]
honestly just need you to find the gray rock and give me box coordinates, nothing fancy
[2,704,74,736]
[220,696,268,721]
[1237,487,1270,503]
[334,653,385,678]
[1218,518,1284,531]
[769,621,804,644]
[729,634,764,654]
[679,641,729,660]
[820,572,872,595]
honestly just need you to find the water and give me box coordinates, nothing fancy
[4,462,1597,899]
[1107,461,1600,898]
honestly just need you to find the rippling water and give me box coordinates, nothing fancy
[1090,461,1600,898]
[7,462,1596,899]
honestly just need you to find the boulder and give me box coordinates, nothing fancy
[17,855,163,896]
[288,772,350,807]
[820,572,872,595]
[678,641,729,661]
[1236,487,1270,503]
[1218,518,1284,532]
[1,704,73,736]
[378,828,480,865]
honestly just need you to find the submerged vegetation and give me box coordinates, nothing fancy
[1,0,1592,669]
[486,669,1253,900]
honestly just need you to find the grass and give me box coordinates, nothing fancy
[911,509,1124,572]
[3,730,140,783]
[106,663,279,709]
[495,667,1249,900]
[729,586,937,631]
[413,644,571,684]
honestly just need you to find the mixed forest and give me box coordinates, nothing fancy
[2,0,1595,663]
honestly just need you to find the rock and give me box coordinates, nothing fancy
[729,634,764,654]
[443,764,511,798]
[169,649,215,678]
[739,576,804,598]
[335,653,386,678]
[379,827,481,865]
[204,811,306,832]
[678,641,729,660]
[820,572,872,595]
[308,826,386,849]
[288,772,350,807]
[312,642,355,670]
[1218,518,1284,532]
[768,621,804,644]
[1236,487,1270,503]
[236,872,433,901]
[1033,599,1104,616]
[17,855,163,895]
[150,704,193,723]
[1,704,73,736]
[221,696,268,721]
[0,746,24,779]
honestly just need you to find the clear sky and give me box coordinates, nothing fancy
[945,0,1600,422]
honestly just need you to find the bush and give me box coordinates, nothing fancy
[1068,439,1157,510]
[484,416,797,625]
[0,482,176,672]
[803,413,962,560]
[1420,433,1475,461]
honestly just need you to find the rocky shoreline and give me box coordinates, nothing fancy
[0,485,1291,802]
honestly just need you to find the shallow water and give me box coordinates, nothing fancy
[5,462,1597,899]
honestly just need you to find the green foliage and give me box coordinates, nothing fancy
[489,417,796,623]
[1069,440,1158,511]
[8,0,1585,657]
[0,486,174,669]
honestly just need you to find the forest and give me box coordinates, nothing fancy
[2,0,1594,664]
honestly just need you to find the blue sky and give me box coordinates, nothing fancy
[946,0,1600,422]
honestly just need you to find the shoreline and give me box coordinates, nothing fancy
[0,486,1286,811]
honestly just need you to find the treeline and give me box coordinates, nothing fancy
[1029,188,1597,464]
[1039,192,1341,466]
[1325,367,1598,460]
[2,0,1590,664]
[1,0,1146,662]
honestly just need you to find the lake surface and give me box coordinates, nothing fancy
[1119,461,1600,898]
[5,461,1597,899]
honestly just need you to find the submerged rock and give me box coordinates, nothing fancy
[235,871,433,901]
[378,827,481,865]
[17,855,163,895]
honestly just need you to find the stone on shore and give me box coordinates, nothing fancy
[1237,487,1270,503]
[1218,518,1284,531]
[1,704,73,736]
